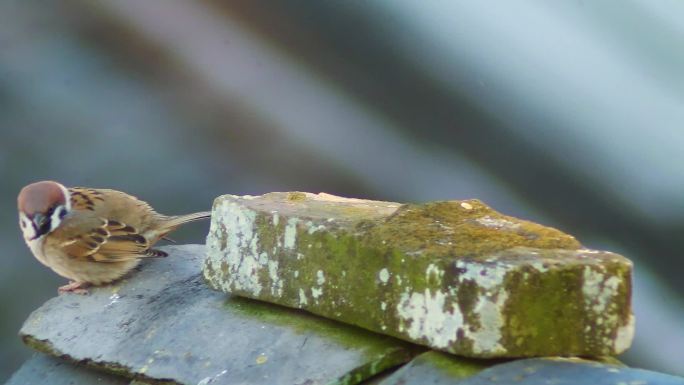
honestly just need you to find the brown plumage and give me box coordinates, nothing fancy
[17,181,210,294]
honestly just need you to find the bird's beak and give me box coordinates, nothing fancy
[32,213,47,229]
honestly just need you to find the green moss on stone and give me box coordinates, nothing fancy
[366,201,581,260]
[415,351,493,380]
[224,296,418,385]
[225,296,419,359]
[204,193,634,358]
[287,192,308,201]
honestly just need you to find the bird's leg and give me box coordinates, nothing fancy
[58,281,90,295]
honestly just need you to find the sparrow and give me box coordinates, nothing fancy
[17,180,210,294]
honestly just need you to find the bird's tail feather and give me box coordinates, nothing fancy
[164,211,212,228]
[145,211,211,245]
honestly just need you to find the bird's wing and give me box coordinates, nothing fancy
[54,217,153,262]
[50,187,173,262]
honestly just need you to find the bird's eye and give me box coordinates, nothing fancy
[20,220,26,228]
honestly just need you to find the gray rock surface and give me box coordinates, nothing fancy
[456,358,684,385]
[5,354,132,385]
[20,245,417,385]
[377,354,684,385]
[373,351,488,385]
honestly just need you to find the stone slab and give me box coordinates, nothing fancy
[376,353,684,385]
[20,245,417,385]
[204,192,634,357]
[374,351,489,385]
[456,357,684,385]
[5,354,132,385]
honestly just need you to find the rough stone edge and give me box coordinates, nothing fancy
[21,326,183,385]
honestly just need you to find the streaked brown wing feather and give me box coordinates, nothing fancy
[59,218,150,262]
[55,187,171,263]
[68,187,106,212]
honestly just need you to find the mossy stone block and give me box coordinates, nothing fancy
[204,192,634,358]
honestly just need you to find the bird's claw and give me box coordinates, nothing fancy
[58,281,90,295]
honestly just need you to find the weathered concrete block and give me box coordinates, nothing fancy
[204,192,634,358]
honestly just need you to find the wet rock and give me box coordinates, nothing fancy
[204,192,634,357]
[20,245,416,385]
[376,353,684,385]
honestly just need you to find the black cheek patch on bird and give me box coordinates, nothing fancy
[34,208,54,238]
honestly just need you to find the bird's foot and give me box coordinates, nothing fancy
[58,281,90,295]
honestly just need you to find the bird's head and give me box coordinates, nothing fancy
[17,181,71,241]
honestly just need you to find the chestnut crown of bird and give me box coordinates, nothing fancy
[17,181,210,294]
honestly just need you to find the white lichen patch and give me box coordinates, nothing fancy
[460,202,473,210]
[272,212,279,226]
[205,200,264,296]
[268,260,283,297]
[396,289,463,349]
[475,215,519,230]
[583,267,620,316]
[308,270,325,300]
[530,261,548,273]
[455,260,510,290]
[311,286,323,299]
[425,264,444,283]
[468,291,509,354]
[392,259,512,354]
[299,288,308,306]
[614,315,635,353]
[378,268,390,284]
[457,262,526,353]
[307,221,326,234]
[582,266,630,353]
[283,217,299,249]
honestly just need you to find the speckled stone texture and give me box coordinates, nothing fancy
[376,354,684,385]
[204,192,634,358]
[19,245,417,385]
[5,354,133,385]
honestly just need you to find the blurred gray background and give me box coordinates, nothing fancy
[1,0,683,380]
